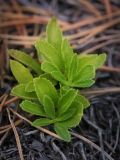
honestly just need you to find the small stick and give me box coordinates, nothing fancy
[0,131,9,146]
[63,10,120,31]
[71,132,114,160]
[80,0,101,17]
[111,104,120,154]
[9,108,61,140]
[0,94,8,112]
[0,94,6,102]
[100,66,120,73]
[4,97,19,106]
[0,119,23,135]
[81,87,120,96]
[102,0,112,16]
[81,38,120,54]
[7,108,24,160]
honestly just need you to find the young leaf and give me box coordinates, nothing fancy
[73,65,95,83]
[10,60,33,83]
[95,53,106,68]
[25,74,57,93]
[51,71,67,85]
[68,54,78,82]
[35,40,63,70]
[60,85,70,97]
[58,89,77,115]
[33,77,58,105]
[40,73,57,85]
[47,17,62,52]
[8,49,42,74]
[54,123,71,142]
[61,39,73,61]
[78,53,106,69]
[76,94,90,108]
[58,101,83,128]
[20,100,45,116]
[57,107,77,122]
[11,84,37,99]
[41,61,66,83]
[43,95,55,119]
[32,118,54,126]
[61,39,73,75]
[25,81,34,92]
[73,79,95,88]
[41,61,59,73]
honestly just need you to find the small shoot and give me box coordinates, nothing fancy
[9,17,106,142]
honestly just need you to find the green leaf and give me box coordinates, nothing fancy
[73,79,95,88]
[61,39,73,75]
[40,73,57,86]
[58,89,77,115]
[58,101,83,128]
[68,54,78,82]
[76,94,90,108]
[8,49,42,74]
[20,100,45,116]
[41,61,59,73]
[25,81,34,92]
[35,40,63,70]
[73,65,95,83]
[47,17,62,52]
[61,39,73,60]
[54,123,71,142]
[51,71,67,84]
[11,84,37,99]
[33,77,58,105]
[41,61,66,83]
[43,95,55,119]
[78,53,106,69]
[57,107,77,122]
[95,53,106,68]
[10,60,33,83]
[60,86,70,97]
[32,118,54,126]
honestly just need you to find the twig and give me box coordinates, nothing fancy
[63,10,120,31]
[80,0,101,17]
[7,108,24,160]
[52,142,67,160]
[81,87,120,96]
[4,97,19,106]
[102,0,112,15]
[0,94,8,112]
[9,108,60,139]
[111,104,120,155]
[0,16,68,28]
[0,94,7,102]
[81,38,120,54]
[0,131,9,146]
[71,132,114,160]
[100,66,120,73]
[79,142,87,160]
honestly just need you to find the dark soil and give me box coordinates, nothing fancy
[0,0,120,160]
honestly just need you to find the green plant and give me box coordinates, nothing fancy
[9,17,106,142]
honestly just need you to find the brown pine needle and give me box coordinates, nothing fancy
[71,132,114,160]
[7,109,24,160]
[100,66,120,73]
[81,87,120,96]
[0,94,8,112]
